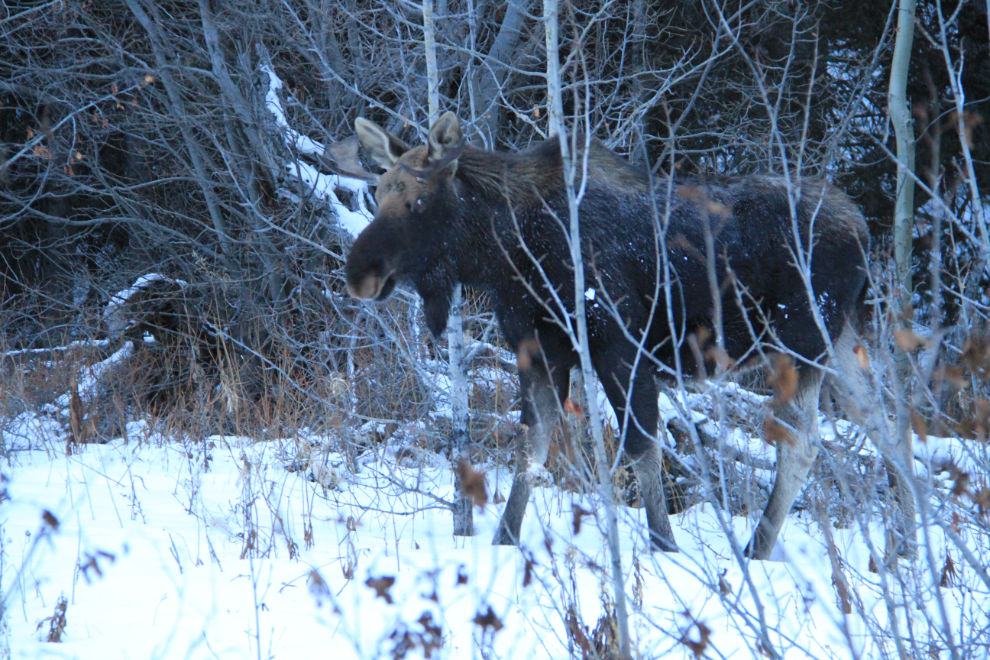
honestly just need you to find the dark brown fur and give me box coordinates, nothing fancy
[344,112,917,559]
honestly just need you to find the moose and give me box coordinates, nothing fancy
[344,112,917,560]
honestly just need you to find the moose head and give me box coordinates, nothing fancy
[344,113,465,318]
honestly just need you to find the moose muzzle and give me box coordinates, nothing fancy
[345,264,397,301]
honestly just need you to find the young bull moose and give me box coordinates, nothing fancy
[344,112,917,560]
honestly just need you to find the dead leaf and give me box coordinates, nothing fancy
[936,365,966,388]
[680,619,712,658]
[971,487,990,516]
[768,355,797,403]
[522,553,536,587]
[962,110,983,148]
[894,329,927,351]
[308,569,331,608]
[572,505,590,535]
[853,345,870,369]
[473,606,504,634]
[69,377,86,445]
[42,510,60,531]
[940,552,958,588]
[38,596,67,643]
[563,398,584,417]
[456,457,488,508]
[962,336,990,375]
[566,605,591,654]
[950,467,970,499]
[365,576,396,604]
[417,612,443,657]
[911,411,928,443]
[704,345,735,371]
[718,569,731,596]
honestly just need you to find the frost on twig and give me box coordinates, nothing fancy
[258,62,374,239]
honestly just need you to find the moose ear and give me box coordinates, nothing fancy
[428,112,463,163]
[355,117,409,171]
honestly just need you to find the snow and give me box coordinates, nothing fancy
[1,340,111,358]
[103,274,188,323]
[914,434,988,476]
[3,346,988,659]
[53,342,134,410]
[103,274,189,339]
[2,410,987,658]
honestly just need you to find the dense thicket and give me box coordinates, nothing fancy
[1,0,988,429]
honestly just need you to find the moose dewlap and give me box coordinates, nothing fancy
[344,112,917,560]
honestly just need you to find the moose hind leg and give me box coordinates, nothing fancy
[493,361,565,546]
[747,367,824,560]
[597,345,678,553]
[827,322,917,559]
[632,443,679,552]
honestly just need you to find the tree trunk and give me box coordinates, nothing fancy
[471,0,532,143]
[425,0,474,536]
[447,286,474,536]
[887,0,917,467]
[544,0,630,656]
[888,0,916,314]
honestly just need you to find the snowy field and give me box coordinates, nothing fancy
[3,406,988,659]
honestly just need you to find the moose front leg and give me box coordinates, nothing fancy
[493,361,565,546]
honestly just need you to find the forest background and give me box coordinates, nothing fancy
[2,1,990,658]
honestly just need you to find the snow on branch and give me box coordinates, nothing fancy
[260,64,373,239]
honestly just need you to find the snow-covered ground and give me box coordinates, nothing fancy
[3,407,987,659]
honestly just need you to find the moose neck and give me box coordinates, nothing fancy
[448,140,568,282]
[418,137,645,338]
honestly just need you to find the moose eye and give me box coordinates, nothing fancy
[416,198,424,207]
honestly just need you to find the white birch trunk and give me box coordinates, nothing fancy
[888,0,917,312]
[424,0,473,535]
[446,286,473,535]
[544,0,630,656]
